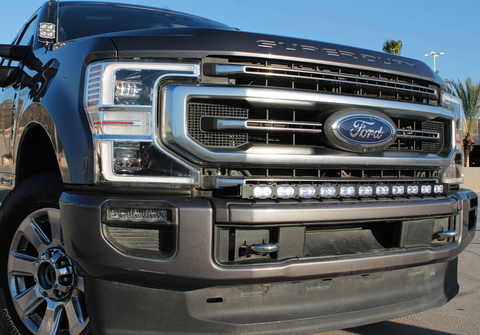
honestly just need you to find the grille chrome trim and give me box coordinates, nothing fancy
[215,64,438,100]
[397,129,440,142]
[160,84,455,168]
[210,119,439,138]
[212,118,323,134]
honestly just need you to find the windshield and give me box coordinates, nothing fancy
[57,2,233,41]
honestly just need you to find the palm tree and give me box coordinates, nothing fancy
[446,77,480,166]
[382,40,402,55]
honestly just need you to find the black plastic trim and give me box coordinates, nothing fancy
[84,259,458,334]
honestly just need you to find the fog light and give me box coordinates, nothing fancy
[320,186,336,197]
[358,186,373,196]
[407,185,419,195]
[106,208,167,222]
[254,186,272,197]
[113,142,142,174]
[375,185,389,196]
[421,185,432,194]
[434,185,444,194]
[299,186,316,197]
[392,185,405,195]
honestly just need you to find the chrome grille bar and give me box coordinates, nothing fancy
[212,119,323,133]
[162,84,454,167]
[215,64,438,99]
[397,129,440,141]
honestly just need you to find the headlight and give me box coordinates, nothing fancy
[441,90,464,185]
[84,62,200,186]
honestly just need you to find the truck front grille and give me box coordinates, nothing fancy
[187,101,446,155]
[203,57,440,106]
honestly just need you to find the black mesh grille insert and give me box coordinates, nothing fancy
[422,121,444,154]
[188,102,248,147]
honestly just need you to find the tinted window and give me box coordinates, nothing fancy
[58,3,233,41]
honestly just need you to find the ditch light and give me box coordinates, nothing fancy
[242,183,445,199]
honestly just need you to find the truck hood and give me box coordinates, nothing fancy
[107,28,437,82]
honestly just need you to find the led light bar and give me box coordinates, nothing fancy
[358,186,373,196]
[277,186,295,197]
[299,186,316,197]
[434,185,444,194]
[392,185,405,195]
[421,185,432,194]
[254,186,273,198]
[242,182,447,199]
[320,186,336,197]
[340,186,355,196]
[375,185,389,196]
[407,185,419,195]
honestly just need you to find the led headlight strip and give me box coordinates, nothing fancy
[242,182,446,199]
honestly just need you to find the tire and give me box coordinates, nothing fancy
[0,172,90,335]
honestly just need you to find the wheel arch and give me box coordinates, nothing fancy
[14,103,72,186]
[15,122,66,186]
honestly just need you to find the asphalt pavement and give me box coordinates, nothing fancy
[316,226,480,335]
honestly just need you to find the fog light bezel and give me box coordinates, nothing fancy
[101,201,178,259]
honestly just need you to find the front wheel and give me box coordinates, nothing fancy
[0,173,89,335]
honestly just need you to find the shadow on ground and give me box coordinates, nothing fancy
[345,321,456,335]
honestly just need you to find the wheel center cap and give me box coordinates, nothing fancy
[36,248,75,301]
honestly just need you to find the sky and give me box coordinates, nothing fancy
[1,0,478,83]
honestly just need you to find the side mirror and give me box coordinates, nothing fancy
[0,66,21,88]
[0,44,33,87]
[0,44,31,62]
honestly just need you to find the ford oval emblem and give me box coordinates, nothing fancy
[322,109,397,153]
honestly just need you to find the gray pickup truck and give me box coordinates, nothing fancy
[0,1,477,335]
